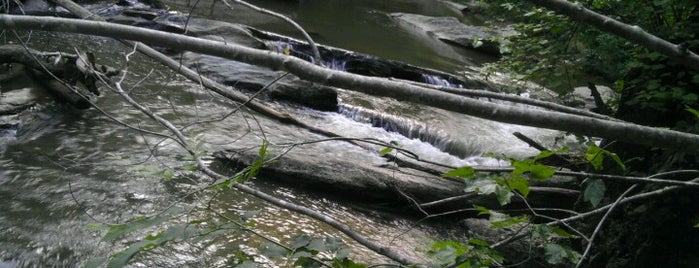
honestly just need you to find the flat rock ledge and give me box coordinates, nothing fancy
[212,149,579,212]
[213,149,464,205]
[390,13,516,55]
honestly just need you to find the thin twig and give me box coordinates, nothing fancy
[222,0,322,65]
[575,185,637,268]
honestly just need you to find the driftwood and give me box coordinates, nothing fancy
[4,15,699,152]
[0,44,107,108]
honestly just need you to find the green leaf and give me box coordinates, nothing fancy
[184,163,197,171]
[532,224,552,239]
[494,185,513,205]
[488,209,528,228]
[379,147,393,156]
[323,236,344,251]
[529,164,555,180]
[335,247,352,260]
[607,152,626,171]
[550,226,576,238]
[474,205,491,215]
[465,176,499,194]
[258,140,269,158]
[307,237,327,252]
[694,222,699,228]
[533,148,570,161]
[82,257,107,268]
[161,169,175,180]
[102,206,186,242]
[260,242,288,258]
[106,224,200,267]
[584,178,606,207]
[290,251,313,259]
[506,176,530,197]
[586,144,626,171]
[292,257,316,267]
[428,240,469,265]
[241,140,270,182]
[443,167,476,179]
[290,234,312,250]
[107,240,153,268]
[585,144,605,171]
[686,106,699,118]
[544,244,567,265]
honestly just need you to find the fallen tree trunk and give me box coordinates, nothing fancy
[2,14,699,153]
[0,44,99,108]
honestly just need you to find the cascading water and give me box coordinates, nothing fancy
[421,73,463,88]
[0,0,565,266]
[266,40,348,71]
[337,104,482,158]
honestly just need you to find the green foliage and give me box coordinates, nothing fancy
[88,216,239,268]
[446,150,561,206]
[481,1,580,92]
[428,239,503,267]
[544,243,581,265]
[686,106,699,118]
[585,144,626,171]
[583,178,606,207]
[529,225,581,264]
[443,167,476,179]
[244,140,270,182]
[101,206,187,242]
[484,0,699,133]
[378,147,393,156]
[379,141,401,156]
[215,140,271,189]
[487,210,528,228]
[251,234,363,268]
[510,156,556,181]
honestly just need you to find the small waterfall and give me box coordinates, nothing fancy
[421,73,462,88]
[267,41,348,71]
[338,104,481,158]
[321,58,348,71]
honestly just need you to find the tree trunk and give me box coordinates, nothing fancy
[2,14,699,153]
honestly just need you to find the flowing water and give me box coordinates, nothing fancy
[1,0,563,267]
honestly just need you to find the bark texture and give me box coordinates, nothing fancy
[2,15,699,152]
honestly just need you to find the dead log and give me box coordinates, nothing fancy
[0,44,107,108]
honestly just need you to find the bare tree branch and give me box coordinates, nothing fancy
[575,185,637,268]
[3,15,699,153]
[222,0,322,65]
[526,0,699,71]
[105,64,419,265]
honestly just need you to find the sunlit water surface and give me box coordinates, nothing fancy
[0,1,562,266]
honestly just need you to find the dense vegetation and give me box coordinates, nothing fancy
[469,0,699,266]
[2,0,699,267]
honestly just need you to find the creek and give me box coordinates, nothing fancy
[0,0,564,266]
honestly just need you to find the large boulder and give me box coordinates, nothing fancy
[390,13,516,55]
